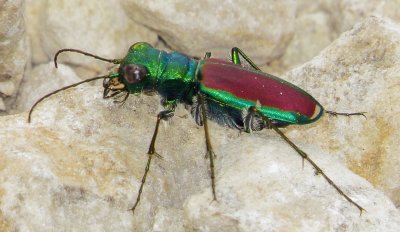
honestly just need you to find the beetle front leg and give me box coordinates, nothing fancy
[161,98,177,111]
[196,93,217,201]
[130,110,174,214]
[231,47,261,71]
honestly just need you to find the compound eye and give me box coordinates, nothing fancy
[122,64,147,84]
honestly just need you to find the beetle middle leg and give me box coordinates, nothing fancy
[195,93,217,201]
[130,110,174,214]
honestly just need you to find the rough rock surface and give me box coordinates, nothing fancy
[2,1,400,231]
[0,86,399,231]
[284,16,400,208]
[0,0,29,112]
[281,0,400,70]
[15,62,81,111]
[121,0,296,64]
[24,0,158,75]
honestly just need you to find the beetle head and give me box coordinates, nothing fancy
[104,42,158,97]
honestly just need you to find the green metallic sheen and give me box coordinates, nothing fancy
[115,42,199,107]
[111,42,321,125]
[197,86,310,124]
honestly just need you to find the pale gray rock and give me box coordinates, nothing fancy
[122,0,296,64]
[0,98,5,111]
[0,0,29,112]
[282,0,400,69]
[282,11,333,68]
[24,0,158,74]
[320,0,400,33]
[284,16,400,207]
[0,85,399,231]
[184,136,400,231]
[0,85,214,231]
[15,62,81,111]
[2,3,400,231]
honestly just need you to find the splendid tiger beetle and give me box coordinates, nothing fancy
[28,42,366,215]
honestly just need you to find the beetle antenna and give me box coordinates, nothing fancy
[54,49,122,68]
[28,75,110,123]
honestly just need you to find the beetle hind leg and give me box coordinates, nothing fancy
[242,107,266,132]
[231,47,261,71]
[325,110,367,119]
[242,107,290,132]
[249,106,365,214]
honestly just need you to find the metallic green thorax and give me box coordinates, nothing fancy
[115,42,199,106]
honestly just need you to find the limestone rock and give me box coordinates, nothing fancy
[2,3,400,231]
[0,85,399,231]
[284,16,400,207]
[281,0,400,70]
[0,0,29,112]
[24,0,158,74]
[184,136,400,231]
[282,11,332,69]
[15,62,81,111]
[320,0,400,33]
[121,0,296,64]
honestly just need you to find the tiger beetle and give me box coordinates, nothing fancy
[28,42,366,215]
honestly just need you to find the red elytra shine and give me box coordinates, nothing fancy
[200,58,318,118]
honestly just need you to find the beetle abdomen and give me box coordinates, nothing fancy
[198,59,323,124]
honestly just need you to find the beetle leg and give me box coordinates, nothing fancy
[248,106,365,214]
[103,89,123,99]
[130,110,174,214]
[325,110,367,119]
[231,47,261,71]
[161,98,177,111]
[196,93,217,201]
[191,96,203,126]
[243,108,291,131]
[242,108,266,132]
[113,92,130,106]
